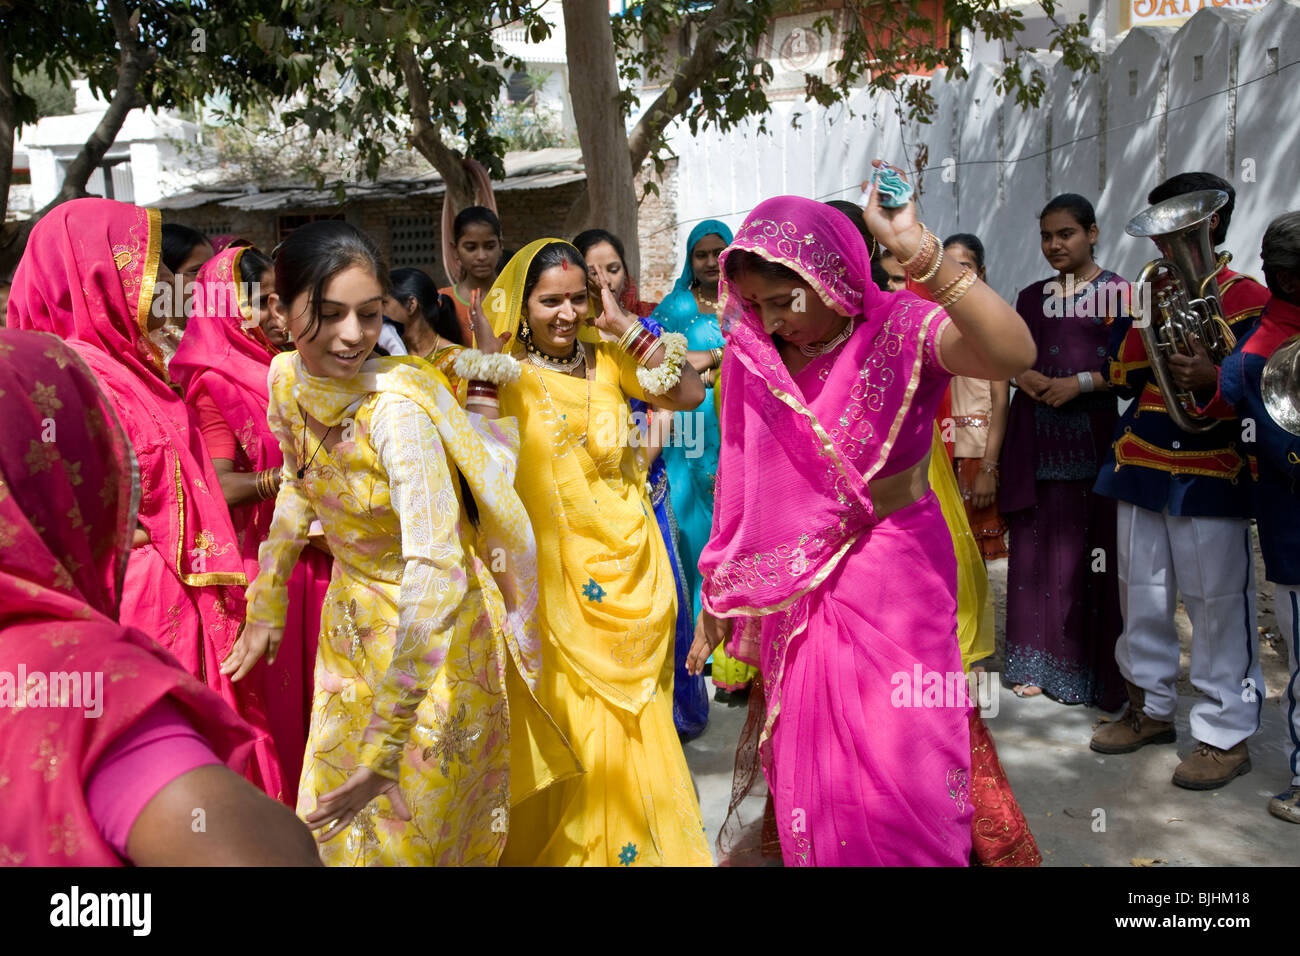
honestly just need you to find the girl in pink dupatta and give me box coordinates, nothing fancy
[8,198,284,801]
[691,184,1037,866]
[171,245,330,800]
[0,330,317,866]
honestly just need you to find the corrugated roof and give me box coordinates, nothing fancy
[153,148,585,212]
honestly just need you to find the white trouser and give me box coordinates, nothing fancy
[1277,585,1300,786]
[1113,502,1263,750]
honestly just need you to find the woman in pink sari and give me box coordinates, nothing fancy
[171,245,331,800]
[690,177,1037,866]
[8,198,283,801]
[0,330,317,866]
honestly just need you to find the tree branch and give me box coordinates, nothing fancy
[396,43,475,211]
[626,0,748,171]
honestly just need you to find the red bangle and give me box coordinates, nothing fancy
[629,329,659,364]
[467,381,499,401]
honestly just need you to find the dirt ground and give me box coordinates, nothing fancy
[686,523,1299,866]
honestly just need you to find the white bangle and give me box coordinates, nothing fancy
[452,349,522,386]
[1076,371,1095,393]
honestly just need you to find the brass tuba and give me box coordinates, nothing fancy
[1126,189,1238,434]
[1263,333,1300,436]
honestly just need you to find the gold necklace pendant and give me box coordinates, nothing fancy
[530,362,592,449]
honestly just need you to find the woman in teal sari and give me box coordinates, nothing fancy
[652,219,756,702]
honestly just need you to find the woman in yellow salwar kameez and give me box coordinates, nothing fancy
[480,239,713,866]
[227,222,576,865]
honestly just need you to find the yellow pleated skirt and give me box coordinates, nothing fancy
[501,637,714,867]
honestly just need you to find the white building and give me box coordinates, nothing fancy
[15,79,201,215]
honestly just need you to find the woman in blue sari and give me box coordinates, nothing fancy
[651,220,758,703]
[574,229,710,739]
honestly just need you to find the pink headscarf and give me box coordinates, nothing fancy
[210,234,250,256]
[9,199,249,658]
[0,331,255,865]
[700,196,946,627]
[170,247,281,577]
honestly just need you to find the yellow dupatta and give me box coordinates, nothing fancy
[282,351,545,687]
[482,239,677,714]
[927,423,995,671]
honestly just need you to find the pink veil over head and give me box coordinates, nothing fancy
[700,196,943,632]
[9,199,249,615]
[169,246,282,576]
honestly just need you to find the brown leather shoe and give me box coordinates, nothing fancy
[1172,740,1251,790]
[1090,681,1176,754]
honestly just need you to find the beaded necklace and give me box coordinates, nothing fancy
[529,348,592,449]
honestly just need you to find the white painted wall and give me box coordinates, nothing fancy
[663,0,1300,304]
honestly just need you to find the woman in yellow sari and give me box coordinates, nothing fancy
[477,239,713,866]
[226,222,575,865]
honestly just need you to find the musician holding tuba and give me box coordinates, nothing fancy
[1091,173,1270,793]
[1189,211,1300,823]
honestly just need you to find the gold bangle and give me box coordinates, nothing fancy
[938,268,978,308]
[617,323,642,352]
[933,266,971,302]
[895,224,933,271]
[912,243,944,283]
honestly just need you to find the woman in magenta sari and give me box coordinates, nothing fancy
[690,177,1037,866]
[0,330,317,866]
[9,198,284,801]
[171,245,331,799]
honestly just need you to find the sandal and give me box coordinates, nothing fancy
[1012,684,1043,698]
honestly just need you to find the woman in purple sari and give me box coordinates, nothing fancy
[998,193,1126,709]
[689,173,1037,866]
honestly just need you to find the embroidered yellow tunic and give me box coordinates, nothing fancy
[246,357,573,865]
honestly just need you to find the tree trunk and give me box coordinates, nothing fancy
[397,45,476,213]
[0,32,17,227]
[0,0,153,277]
[561,0,641,276]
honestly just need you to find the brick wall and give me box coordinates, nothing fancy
[633,158,680,304]
[161,207,277,256]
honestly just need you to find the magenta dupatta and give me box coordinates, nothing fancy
[0,331,256,865]
[9,199,283,798]
[701,198,947,628]
[9,200,249,621]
